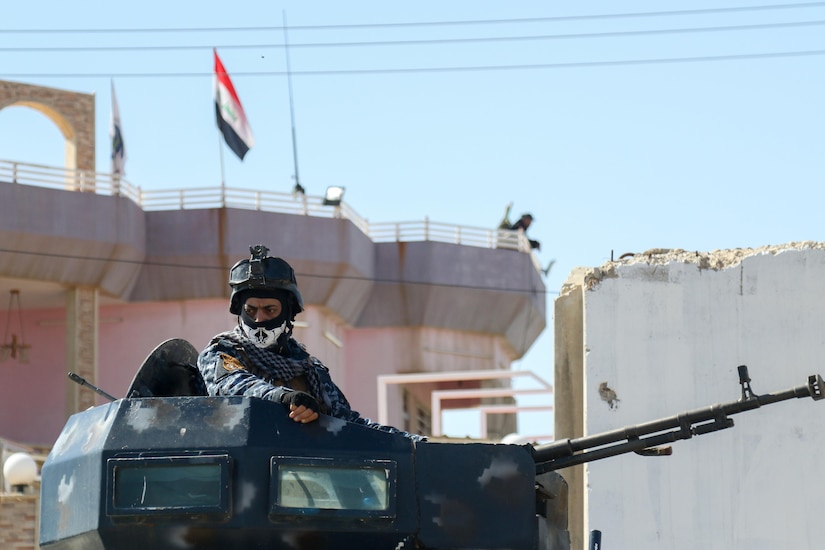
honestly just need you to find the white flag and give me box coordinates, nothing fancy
[110,80,126,176]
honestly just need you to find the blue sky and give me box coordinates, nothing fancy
[2,1,825,438]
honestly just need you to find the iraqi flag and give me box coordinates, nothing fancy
[214,49,255,160]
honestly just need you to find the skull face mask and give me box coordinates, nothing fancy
[239,315,289,348]
[238,290,293,349]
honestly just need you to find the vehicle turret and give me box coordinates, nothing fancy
[38,341,823,549]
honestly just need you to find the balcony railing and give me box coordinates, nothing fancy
[0,159,540,269]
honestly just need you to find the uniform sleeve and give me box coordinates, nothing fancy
[197,341,292,403]
[312,360,427,443]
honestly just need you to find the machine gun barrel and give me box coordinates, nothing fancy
[533,367,823,474]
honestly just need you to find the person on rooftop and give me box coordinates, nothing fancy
[511,213,541,250]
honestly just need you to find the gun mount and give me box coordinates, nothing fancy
[40,341,823,550]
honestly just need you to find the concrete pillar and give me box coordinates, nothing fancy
[554,268,586,550]
[65,287,98,415]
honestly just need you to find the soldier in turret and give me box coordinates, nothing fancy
[198,244,426,442]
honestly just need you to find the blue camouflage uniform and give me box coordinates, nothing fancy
[198,327,426,442]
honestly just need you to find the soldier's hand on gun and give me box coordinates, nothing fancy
[281,390,320,423]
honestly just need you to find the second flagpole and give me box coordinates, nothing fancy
[218,133,226,203]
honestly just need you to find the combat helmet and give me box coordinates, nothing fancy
[228,245,304,315]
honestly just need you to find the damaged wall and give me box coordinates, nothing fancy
[555,242,825,550]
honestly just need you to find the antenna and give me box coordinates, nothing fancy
[68,372,117,402]
[283,11,305,195]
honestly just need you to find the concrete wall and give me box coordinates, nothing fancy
[0,182,145,300]
[555,243,825,549]
[553,272,585,548]
[0,183,545,358]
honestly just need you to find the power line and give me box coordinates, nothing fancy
[2,2,825,33]
[4,47,825,79]
[3,18,825,53]
[0,247,557,296]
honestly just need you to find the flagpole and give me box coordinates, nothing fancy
[110,79,119,195]
[218,134,226,201]
[283,11,304,196]
[215,49,226,192]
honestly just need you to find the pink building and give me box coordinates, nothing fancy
[0,81,547,452]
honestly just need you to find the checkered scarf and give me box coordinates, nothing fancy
[214,326,352,416]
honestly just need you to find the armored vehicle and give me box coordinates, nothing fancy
[39,339,823,549]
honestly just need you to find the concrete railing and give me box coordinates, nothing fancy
[0,159,540,267]
[0,158,142,204]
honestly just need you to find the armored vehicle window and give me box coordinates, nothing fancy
[107,454,231,517]
[270,456,396,518]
